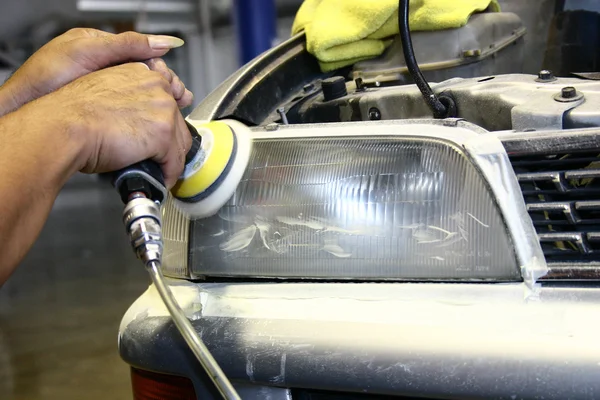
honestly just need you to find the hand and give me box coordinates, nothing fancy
[30,62,192,188]
[0,28,193,114]
[146,57,194,107]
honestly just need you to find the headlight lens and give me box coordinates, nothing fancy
[187,136,520,280]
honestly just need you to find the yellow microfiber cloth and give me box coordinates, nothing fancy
[292,0,501,72]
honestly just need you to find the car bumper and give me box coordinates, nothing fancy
[119,281,600,399]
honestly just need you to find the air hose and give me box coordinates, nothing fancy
[147,261,241,400]
[398,0,456,119]
[122,195,241,400]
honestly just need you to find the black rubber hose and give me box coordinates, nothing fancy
[398,0,448,118]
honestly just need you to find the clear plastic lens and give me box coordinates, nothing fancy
[189,137,519,280]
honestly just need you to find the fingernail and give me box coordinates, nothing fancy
[179,90,194,109]
[148,35,185,50]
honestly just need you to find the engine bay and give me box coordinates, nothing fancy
[284,73,599,132]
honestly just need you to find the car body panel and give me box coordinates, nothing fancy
[120,281,600,399]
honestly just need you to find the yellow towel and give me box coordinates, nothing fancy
[292,0,501,72]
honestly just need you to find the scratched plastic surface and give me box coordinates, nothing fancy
[189,137,519,280]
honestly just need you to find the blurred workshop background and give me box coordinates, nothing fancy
[0,0,304,110]
[0,0,597,399]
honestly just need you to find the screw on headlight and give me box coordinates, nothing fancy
[536,70,556,82]
[561,87,577,99]
[554,86,584,102]
[368,107,382,120]
[303,83,315,93]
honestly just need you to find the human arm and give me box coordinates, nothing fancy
[0,63,191,284]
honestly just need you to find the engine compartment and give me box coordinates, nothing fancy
[283,74,599,132]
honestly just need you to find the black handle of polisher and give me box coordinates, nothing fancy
[112,121,201,204]
[113,160,166,204]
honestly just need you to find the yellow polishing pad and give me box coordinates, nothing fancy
[172,121,235,200]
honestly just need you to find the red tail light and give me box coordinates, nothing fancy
[131,367,197,399]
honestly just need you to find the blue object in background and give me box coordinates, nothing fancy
[233,0,277,65]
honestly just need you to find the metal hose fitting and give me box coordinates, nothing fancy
[122,195,163,266]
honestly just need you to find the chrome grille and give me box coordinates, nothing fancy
[510,152,600,263]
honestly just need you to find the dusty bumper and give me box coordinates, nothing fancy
[119,282,600,399]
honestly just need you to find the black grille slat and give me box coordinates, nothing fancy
[511,156,600,169]
[588,232,600,241]
[520,188,600,195]
[531,220,600,226]
[510,151,600,267]
[565,169,600,179]
[576,201,600,210]
[538,232,591,255]
[526,201,600,226]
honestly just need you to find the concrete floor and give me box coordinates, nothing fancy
[0,176,149,400]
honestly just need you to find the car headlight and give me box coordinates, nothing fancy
[162,120,546,283]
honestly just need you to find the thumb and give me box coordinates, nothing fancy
[77,31,185,68]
